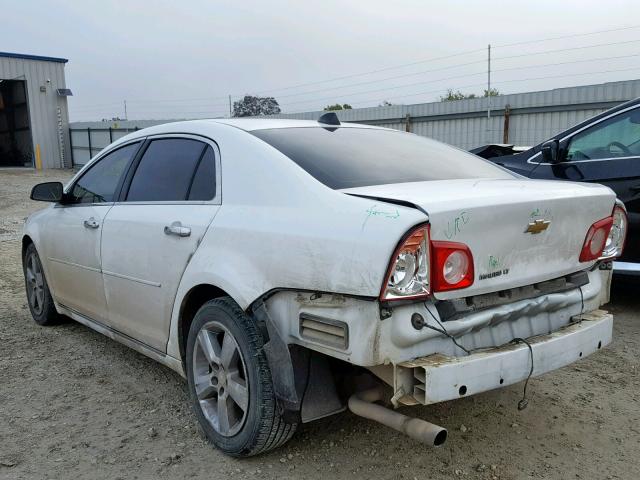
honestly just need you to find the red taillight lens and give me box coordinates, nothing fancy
[380,224,430,301]
[579,216,614,262]
[431,241,474,292]
[381,225,475,301]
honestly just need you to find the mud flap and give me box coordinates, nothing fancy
[251,301,301,422]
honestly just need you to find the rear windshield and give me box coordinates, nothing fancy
[251,127,515,189]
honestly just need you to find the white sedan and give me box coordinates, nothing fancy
[23,114,627,456]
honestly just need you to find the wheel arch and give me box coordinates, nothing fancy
[176,283,235,368]
[21,234,34,259]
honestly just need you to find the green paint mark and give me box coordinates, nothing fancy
[530,207,551,218]
[365,205,400,219]
[488,255,502,269]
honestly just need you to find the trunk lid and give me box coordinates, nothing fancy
[343,178,616,300]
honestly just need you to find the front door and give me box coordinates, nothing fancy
[100,136,220,352]
[44,141,141,321]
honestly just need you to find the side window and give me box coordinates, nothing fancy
[566,108,640,161]
[68,142,139,204]
[187,146,216,200]
[126,138,206,202]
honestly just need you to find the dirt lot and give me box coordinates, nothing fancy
[1,169,639,480]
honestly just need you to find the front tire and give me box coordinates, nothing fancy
[23,243,60,326]
[186,297,297,456]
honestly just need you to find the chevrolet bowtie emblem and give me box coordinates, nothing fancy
[525,219,551,234]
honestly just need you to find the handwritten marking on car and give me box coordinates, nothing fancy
[530,207,551,219]
[444,210,470,239]
[361,205,400,231]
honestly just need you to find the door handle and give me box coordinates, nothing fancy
[164,221,191,237]
[83,217,100,229]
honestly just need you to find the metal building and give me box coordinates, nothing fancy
[0,52,72,169]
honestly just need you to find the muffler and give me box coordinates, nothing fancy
[348,387,447,446]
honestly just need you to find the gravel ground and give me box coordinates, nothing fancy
[1,168,639,480]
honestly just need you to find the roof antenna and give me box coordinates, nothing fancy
[318,112,341,126]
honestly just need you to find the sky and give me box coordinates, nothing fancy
[2,0,640,121]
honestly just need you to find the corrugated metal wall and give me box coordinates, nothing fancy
[0,55,71,168]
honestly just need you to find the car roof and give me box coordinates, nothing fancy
[100,117,390,158]
[132,118,387,135]
[212,118,385,131]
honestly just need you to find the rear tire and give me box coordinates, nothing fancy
[186,296,297,457]
[23,243,60,326]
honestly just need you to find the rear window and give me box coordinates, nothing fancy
[251,127,514,189]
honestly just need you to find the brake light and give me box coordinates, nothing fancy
[431,241,474,292]
[579,216,614,262]
[380,225,475,301]
[600,204,627,259]
[380,224,430,301]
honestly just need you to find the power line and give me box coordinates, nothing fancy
[70,36,640,113]
[493,38,640,62]
[274,51,640,102]
[365,66,640,107]
[282,65,640,113]
[246,48,486,96]
[69,27,640,118]
[493,24,640,48]
[493,52,640,73]
[246,26,640,97]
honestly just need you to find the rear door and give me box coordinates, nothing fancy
[528,105,640,265]
[100,135,221,351]
[44,141,140,322]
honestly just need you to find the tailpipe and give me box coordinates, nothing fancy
[348,387,447,447]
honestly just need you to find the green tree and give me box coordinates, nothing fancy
[440,89,476,102]
[232,95,281,117]
[440,88,500,102]
[324,103,352,111]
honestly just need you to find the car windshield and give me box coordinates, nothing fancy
[251,127,515,189]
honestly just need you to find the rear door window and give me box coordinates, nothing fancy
[126,138,207,201]
[187,146,216,200]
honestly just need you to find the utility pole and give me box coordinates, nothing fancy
[124,100,128,120]
[228,95,232,117]
[487,44,491,142]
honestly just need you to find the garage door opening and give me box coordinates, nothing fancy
[0,79,33,167]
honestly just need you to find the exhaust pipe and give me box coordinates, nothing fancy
[348,387,447,446]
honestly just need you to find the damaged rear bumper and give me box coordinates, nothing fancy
[395,309,612,405]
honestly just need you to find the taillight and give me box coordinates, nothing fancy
[380,225,475,301]
[600,204,627,259]
[579,216,614,262]
[380,224,430,301]
[431,241,474,292]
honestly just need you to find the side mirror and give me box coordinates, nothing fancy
[540,139,560,163]
[30,182,64,202]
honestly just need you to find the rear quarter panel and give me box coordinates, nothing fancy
[165,125,427,359]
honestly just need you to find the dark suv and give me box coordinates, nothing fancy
[482,98,640,275]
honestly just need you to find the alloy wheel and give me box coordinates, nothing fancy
[25,252,45,316]
[192,321,249,437]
